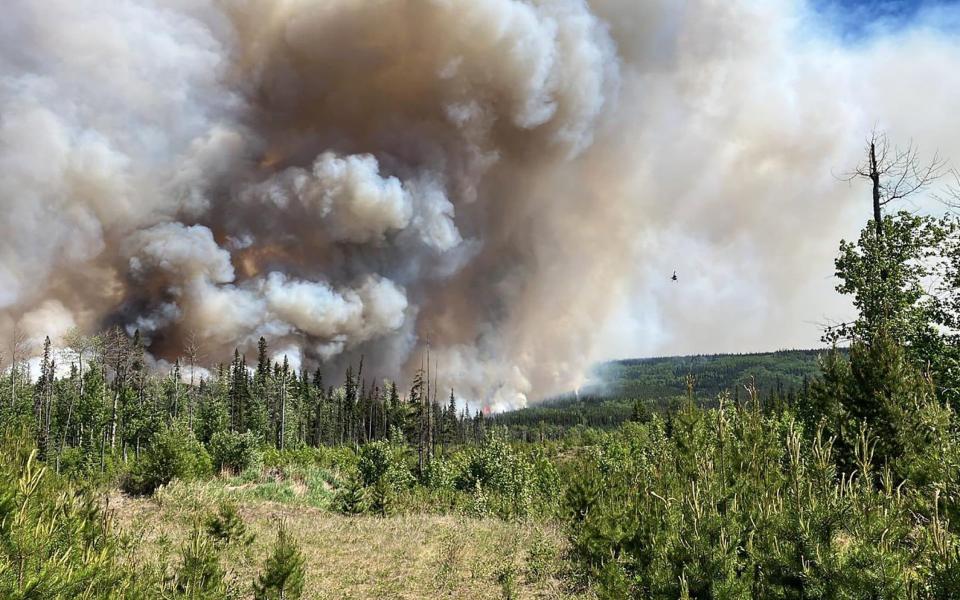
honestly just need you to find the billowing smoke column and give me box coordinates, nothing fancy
[0,0,620,410]
[4,0,960,410]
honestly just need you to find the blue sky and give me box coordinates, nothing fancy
[812,0,960,40]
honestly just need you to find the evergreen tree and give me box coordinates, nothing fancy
[630,398,651,424]
[334,472,368,515]
[174,528,226,597]
[443,389,458,446]
[253,523,305,600]
[196,378,230,444]
[311,369,325,446]
[35,336,54,459]
[276,356,289,449]
[343,365,356,445]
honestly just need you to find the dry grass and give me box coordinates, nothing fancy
[109,481,590,600]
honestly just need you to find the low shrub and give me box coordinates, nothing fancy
[123,424,212,496]
[209,430,262,474]
[357,439,414,490]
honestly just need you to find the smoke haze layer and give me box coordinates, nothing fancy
[2,0,960,410]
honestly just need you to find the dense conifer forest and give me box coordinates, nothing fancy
[490,349,826,437]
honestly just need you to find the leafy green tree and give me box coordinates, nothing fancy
[357,438,414,489]
[829,212,947,355]
[209,429,261,474]
[124,423,211,495]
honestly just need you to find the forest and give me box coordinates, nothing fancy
[489,349,825,438]
[6,135,960,599]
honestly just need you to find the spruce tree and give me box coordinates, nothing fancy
[253,523,305,600]
[343,365,356,445]
[277,356,289,449]
[311,369,324,445]
[444,389,458,447]
[35,336,53,459]
[334,472,368,515]
[229,349,243,431]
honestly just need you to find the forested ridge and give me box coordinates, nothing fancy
[601,349,824,398]
[490,349,826,436]
[7,136,960,599]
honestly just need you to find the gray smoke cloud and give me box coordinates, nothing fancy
[2,0,960,410]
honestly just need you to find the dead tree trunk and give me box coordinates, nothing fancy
[870,142,883,239]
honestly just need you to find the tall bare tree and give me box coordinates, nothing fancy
[183,331,205,429]
[101,326,132,449]
[8,323,27,410]
[849,132,946,241]
[63,328,95,409]
[825,132,950,345]
[413,359,427,477]
[59,328,97,469]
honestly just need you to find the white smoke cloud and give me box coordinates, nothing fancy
[128,223,234,284]
[20,300,76,347]
[262,272,408,342]
[245,152,413,244]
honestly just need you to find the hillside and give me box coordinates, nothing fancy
[490,349,830,434]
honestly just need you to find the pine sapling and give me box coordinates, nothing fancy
[205,500,254,546]
[173,528,226,598]
[253,522,305,600]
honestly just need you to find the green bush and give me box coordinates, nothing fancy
[56,444,99,478]
[456,433,556,518]
[209,430,262,474]
[357,439,414,490]
[457,434,524,493]
[123,424,212,496]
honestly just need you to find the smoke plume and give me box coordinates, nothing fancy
[3,0,960,410]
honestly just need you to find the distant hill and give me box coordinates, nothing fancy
[490,349,832,435]
[594,348,828,400]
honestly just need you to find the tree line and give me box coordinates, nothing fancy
[2,329,487,477]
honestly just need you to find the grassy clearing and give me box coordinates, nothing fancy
[110,478,588,600]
